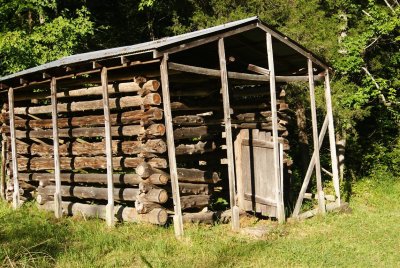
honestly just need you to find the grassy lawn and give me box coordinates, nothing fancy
[0,178,399,267]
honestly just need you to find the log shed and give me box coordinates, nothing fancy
[0,17,341,237]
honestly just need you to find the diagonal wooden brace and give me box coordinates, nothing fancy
[292,115,329,217]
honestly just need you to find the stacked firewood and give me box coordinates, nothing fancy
[0,73,292,225]
[0,78,172,224]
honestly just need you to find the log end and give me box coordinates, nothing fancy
[152,109,163,121]
[37,194,50,205]
[150,80,160,92]
[147,174,168,185]
[154,124,166,136]
[146,124,166,136]
[158,189,169,204]
[152,208,168,225]
[144,93,161,105]
[158,175,169,185]
[135,162,152,178]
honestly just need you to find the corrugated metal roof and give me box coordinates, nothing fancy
[0,16,329,85]
[0,16,259,83]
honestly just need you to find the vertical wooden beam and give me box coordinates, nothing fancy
[266,33,285,223]
[101,67,115,227]
[279,143,284,205]
[160,54,184,237]
[292,116,329,217]
[0,139,6,200]
[324,70,341,205]
[8,87,20,209]
[308,59,326,214]
[50,78,62,218]
[218,38,240,231]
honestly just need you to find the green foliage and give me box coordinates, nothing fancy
[0,3,94,75]
[0,0,398,186]
[138,0,155,11]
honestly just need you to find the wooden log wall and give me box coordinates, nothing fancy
[0,71,292,225]
[0,76,222,225]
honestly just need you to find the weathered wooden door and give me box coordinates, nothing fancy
[234,129,282,217]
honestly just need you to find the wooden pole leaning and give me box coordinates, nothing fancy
[160,54,184,237]
[266,33,285,223]
[324,71,341,205]
[308,59,326,214]
[101,67,115,227]
[279,143,284,205]
[292,116,329,217]
[8,87,20,209]
[0,139,6,200]
[218,38,240,231]
[50,77,62,218]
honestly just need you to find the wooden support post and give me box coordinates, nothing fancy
[8,87,20,209]
[50,78,62,218]
[324,70,341,205]
[218,38,240,231]
[161,54,184,237]
[266,33,285,223]
[279,143,284,208]
[292,116,329,217]
[0,139,6,200]
[101,67,115,227]
[308,59,326,214]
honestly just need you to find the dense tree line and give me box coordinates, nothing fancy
[0,0,398,190]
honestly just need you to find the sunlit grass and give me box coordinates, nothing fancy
[0,178,399,267]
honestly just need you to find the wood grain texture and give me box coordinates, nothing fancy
[160,54,184,237]
[14,156,167,171]
[15,139,167,156]
[13,94,161,115]
[218,38,239,231]
[39,201,168,225]
[50,77,62,218]
[9,108,163,129]
[308,60,326,214]
[8,88,20,209]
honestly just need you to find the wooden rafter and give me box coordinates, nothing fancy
[169,62,323,82]
[153,23,258,58]
[257,23,329,69]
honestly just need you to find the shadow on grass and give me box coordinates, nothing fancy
[0,202,70,267]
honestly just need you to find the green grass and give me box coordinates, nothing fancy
[1,178,399,267]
